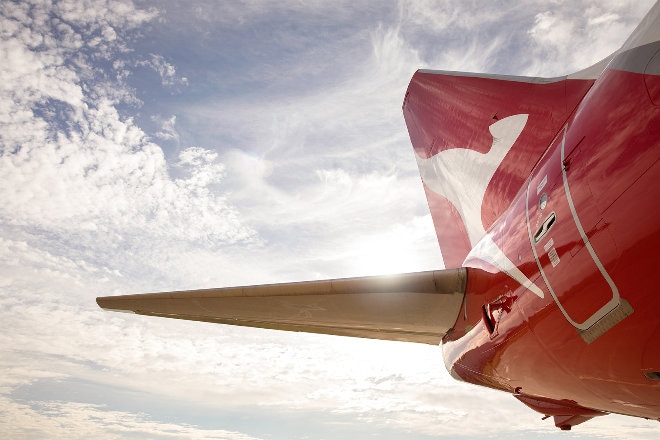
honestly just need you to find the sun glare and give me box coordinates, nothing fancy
[351,235,424,276]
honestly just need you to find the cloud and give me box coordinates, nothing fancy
[1,388,261,440]
[163,15,438,279]
[397,0,656,76]
[525,1,656,75]
[0,98,254,245]
[0,4,275,434]
[137,53,189,88]
[152,115,180,142]
[0,0,257,252]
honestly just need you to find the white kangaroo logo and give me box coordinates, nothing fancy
[415,114,544,298]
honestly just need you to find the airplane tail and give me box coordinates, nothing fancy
[402,71,594,268]
[403,0,660,269]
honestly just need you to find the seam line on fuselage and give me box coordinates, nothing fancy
[559,124,620,329]
[525,126,620,331]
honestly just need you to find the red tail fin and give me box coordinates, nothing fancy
[403,71,593,268]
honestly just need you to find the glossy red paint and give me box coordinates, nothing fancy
[404,73,594,267]
[404,32,660,429]
[514,394,607,431]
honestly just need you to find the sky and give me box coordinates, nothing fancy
[1,0,659,439]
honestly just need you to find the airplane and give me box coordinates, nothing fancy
[97,2,660,430]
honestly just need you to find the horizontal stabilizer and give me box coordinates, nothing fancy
[97,269,467,344]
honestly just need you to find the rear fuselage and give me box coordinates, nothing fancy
[442,43,660,422]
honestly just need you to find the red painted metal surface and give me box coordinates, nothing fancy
[404,44,660,426]
[404,73,594,268]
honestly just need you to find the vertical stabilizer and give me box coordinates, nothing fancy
[403,72,593,267]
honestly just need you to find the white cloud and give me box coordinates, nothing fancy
[0,1,256,250]
[138,53,189,88]
[153,114,180,142]
[525,0,656,75]
[396,0,656,76]
[399,0,457,34]
[0,99,253,244]
[166,16,438,280]
[0,394,261,440]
